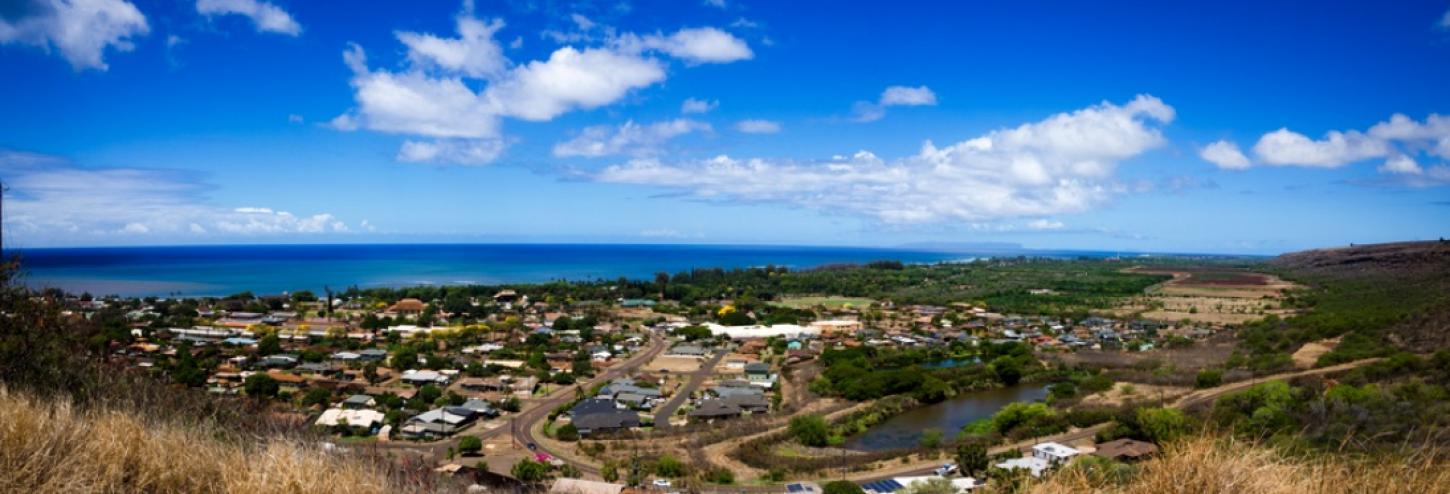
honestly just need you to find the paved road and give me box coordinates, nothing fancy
[368,334,668,459]
[511,334,670,476]
[652,348,730,429]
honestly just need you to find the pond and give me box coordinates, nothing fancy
[841,384,1050,452]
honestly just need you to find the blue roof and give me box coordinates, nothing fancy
[861,480,903,493]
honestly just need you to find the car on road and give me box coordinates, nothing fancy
[934,463,958,476]
[652,479,672,489]
[526,442,537,451]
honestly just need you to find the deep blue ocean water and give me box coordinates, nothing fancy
[8,243,985,297]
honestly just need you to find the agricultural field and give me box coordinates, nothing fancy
[1113,267,1298,324]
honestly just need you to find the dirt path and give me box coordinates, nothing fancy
[1171,358,1380,409]
[1290,337,1341,369]
[699,401,873,480]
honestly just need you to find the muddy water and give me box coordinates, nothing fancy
[842,384,1049,451]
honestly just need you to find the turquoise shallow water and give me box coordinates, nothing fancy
[10,243,971,297]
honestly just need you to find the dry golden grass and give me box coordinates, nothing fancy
[1014,433,1450,494]
[0,387,402,494]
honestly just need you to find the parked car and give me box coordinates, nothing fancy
[652,479,672,489]
[934,463,958,476]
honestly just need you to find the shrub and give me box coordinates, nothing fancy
[457,436,482,455]
[703,467,735,484]
[789,414,830,447]
[556,423,580,442]
[654,454,686,477]
[1195,368,1223,389]
[823,480,865,494]
[1136,407,1190,444]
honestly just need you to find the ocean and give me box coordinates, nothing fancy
[9,243,976,298]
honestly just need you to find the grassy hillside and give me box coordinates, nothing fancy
[1007,432,1450,494]
[0,386,410,494]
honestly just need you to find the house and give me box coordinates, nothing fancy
[257,354,299,369]
[744,363,776,387]
[400,407,477,439]
[1092,438,1159,462]
[688,399,743,420]
[993,456,1051,478]
[357,349,389,361]
[550,478,625,494]
[459,398,498,417]
[620,298,657,308]
[568,398,640,436]
[388,298,426,315]
[315,408,385,432]
[341,394,376,409]
[457,377,510,393]
[493,290,519,303]
[1032,442,1080,465]
[667,344,709,357]
[710,380,764,398]
[400,369,451,386]
[809,319,863,335]
[720,393,770,413]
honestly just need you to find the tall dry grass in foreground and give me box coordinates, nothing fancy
[1017,432,1450,494]
[0,386,411,494]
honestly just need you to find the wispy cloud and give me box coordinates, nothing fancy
[735,119,781,134]
[598,95,1174,225]
[0,150,354,246]
[554,119,710,158]
[196,0,301,36]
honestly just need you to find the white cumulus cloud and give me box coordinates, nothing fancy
[0,0,149,70]
[554,119,710,158]
[616,27,752,64]
[852,85,938,122]
[334,7,748,165]
[879,85,937,106]
[196,0,300,36]
[598,95,1174,225]
[1199,113,1450,187]
[397,14,506,78]
[1199,140,1251,170]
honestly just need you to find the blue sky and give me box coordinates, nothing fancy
[1,0,1448,254]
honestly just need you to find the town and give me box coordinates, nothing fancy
[53,257,1300,493]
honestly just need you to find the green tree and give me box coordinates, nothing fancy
[511,459,550,483]
[243,374,279,398]
[458,436,482,455]
[789,414,830,447]
[955,441,989,477]
[1136,407,1191,444]
[822,480,865,494]
[256,333,282,355]
[301,388,332,408]
[989,356,1023,385]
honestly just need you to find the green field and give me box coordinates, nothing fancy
[774,296,877,309]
